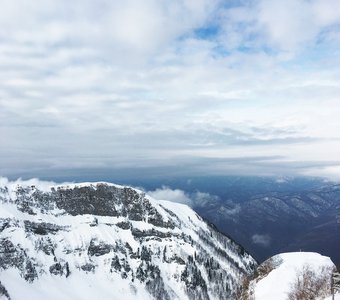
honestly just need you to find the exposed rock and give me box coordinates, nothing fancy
[0,280,11,300]
[88,240,112,257]
[81,263,96,273]
[49,262,70,277]
[131,228,173,239]
[24,220,66,235]
[116,221,131,230]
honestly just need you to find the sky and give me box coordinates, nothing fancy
[1,0,340,180]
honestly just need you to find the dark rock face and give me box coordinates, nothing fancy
[115,221,131,230]
[131,228,174,239]
[35,237,56,256]
[0,239,38,283]
[88,239,112,257]
[24,220,66,235]
[81,263,96,273]
[0,182,257,300]
[0,218,11,232]
[0,280,11,300]
[54,185,120,217]
[145,265,171,300]
[181,256,209,300]
[52,185,175,230]
[49,262,70,277]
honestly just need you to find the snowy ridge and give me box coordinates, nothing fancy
[243,252,336,300]
[0,177,125,198]
[0,178,256,300]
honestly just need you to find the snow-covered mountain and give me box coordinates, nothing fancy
[0,178,256,300]
[240,252,337,300]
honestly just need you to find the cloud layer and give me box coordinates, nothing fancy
[1,0,340,179]
[147,186,219,207]
[251,234,271,247]
[148,187,193,206]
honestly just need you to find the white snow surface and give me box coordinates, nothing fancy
[253,252,335,300]
[0,178,255,300]
[1,267,151,300]
[324,294,340,300]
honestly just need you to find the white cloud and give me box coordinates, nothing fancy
[258,0,318,51]
[148,186,193,206]
[218,0,340,54]
[191,191,220,207]
[147,187,220,207]
[1,0,340,179]
[252,234,271,247]
[302,165,340,181]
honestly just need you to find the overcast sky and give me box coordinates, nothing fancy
[1,0,340,180]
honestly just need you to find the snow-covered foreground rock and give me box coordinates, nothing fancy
[325,295,340,300]
[244,252,336,300]
[0,178,256,300]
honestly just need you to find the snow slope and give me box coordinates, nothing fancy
[252,252,335,300]
[0,178,256,300]
[324,294,340,300]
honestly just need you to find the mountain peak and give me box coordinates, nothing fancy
[0,180,256,300]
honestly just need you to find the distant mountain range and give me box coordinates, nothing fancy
[192,181,340,265]
[123,175,339,265]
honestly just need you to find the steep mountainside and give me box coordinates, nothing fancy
[0,178,256,300]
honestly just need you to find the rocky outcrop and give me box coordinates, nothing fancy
[0,280,10,300]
